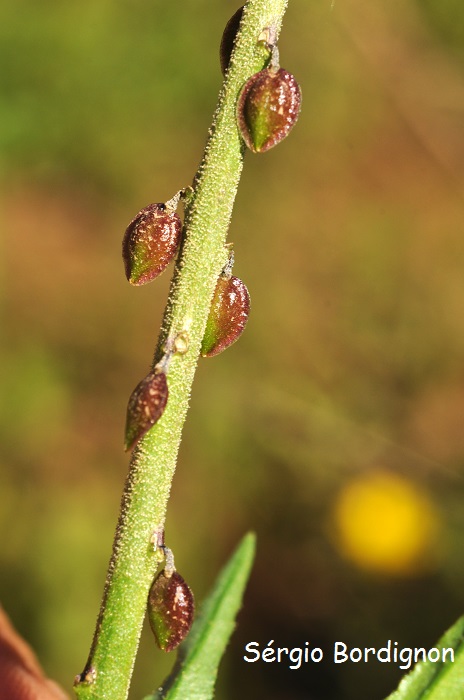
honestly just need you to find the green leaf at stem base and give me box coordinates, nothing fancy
[385,616,464,700]
[143,532,256,700]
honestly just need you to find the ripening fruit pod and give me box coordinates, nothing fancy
[124,370,168,451]
[219,6,244,75]
[122,203,182,285]
[201,275,250,357]
[237,66,301,153]
[147,570,195,652]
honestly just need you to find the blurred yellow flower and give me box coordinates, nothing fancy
[331,470,441,576]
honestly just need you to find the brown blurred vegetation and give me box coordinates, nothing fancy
[1,1,464,699]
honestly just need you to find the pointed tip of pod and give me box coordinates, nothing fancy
[201,275,250,357]
[237,67,302,153]
[122,203,182,285]
[148,570,195,652]
[124,371,169,451]
[219,6,244,75]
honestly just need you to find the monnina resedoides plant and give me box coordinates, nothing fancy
[69,3,464,700]
[72,2,301,698]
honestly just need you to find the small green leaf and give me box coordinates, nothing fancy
[144,532,256,700]
[385,616,464,700]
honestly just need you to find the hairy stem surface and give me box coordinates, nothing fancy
[74,1,289,698]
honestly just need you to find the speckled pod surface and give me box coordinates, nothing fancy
[122,203,182,285]
[124,371,168,451]
[237,67,301,153]
[201,275,250,357]
[147,570,194,652]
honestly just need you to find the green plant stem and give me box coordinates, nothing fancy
[74,2,289,698]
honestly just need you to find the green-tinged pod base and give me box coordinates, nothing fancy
[201,275,250,357]
[148,570,194,652]
[122,203,182,285]
[237,67,301,153]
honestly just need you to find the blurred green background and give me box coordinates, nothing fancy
[1,1,464,698]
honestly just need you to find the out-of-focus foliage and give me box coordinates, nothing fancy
[1,1,464,699]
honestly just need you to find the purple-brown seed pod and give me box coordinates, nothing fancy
[237,66,301,153]
[124,370,168,451]
[201,275,250,357]
[220,6,244,76]
[122,203,182,285]
[147,570,195,652]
